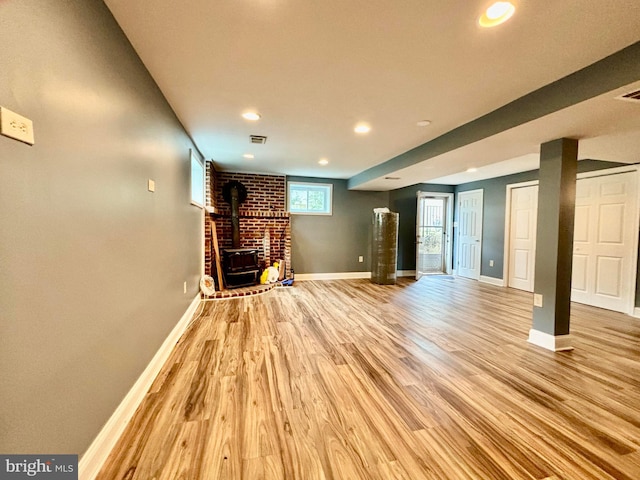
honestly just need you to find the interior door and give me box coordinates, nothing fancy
[508,185,538,291]
[457,190,483,280]
[416,196,447,279]
[571,172,638,312]
[505,171,638,313]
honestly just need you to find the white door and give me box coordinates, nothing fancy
[571,172,638,312]
[508,185,538,291]
[457,190,483,280]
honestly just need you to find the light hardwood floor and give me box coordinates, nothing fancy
[97,276,640,479]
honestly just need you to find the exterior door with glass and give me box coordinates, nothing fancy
[416,193,451,279]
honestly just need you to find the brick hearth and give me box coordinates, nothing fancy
[204,166,292,283]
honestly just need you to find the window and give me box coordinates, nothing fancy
[190,150,204,208]
[288,181,332,215]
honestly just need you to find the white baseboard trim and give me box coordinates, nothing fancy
[295,271,426,281]
[295,272,372,281]
[527,329,574,352]
[479,275,505,287]
[79,294,202,480]
[296,271,418,281]
[633,307,640,318]
[397,270,416,277]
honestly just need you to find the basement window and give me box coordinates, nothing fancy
[190,150,204,208]
[288,181,333,215]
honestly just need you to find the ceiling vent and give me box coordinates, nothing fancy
[250,135,267,144]
[615,88,640,103]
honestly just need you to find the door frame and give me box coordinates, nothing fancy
[416,191,454,278]
[456,189,484,280]
[503,180,540,290]
[503,165,640,316]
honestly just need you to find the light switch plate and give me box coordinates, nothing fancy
[1,107,35,145]
[148,179,155,192]
[533,293,543,307]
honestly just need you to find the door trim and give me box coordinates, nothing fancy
[503,180,539,289]
[456,189,484,280]
[416,191,454,278]
[503,165,640,315]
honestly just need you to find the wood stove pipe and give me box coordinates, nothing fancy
[222,180,248,249]
[230,185,240,248]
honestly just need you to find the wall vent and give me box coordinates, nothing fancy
[615,88,640,103]
[250,135,267,144]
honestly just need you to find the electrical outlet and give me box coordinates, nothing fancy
[183,281,187,294]
[1,107,35,145]
[489,260,494,267]
[533,293,543,307]
[358,256,364,263]
[148,179,155,192]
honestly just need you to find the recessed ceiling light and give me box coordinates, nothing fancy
[416,120,432,127]
[243,153,255,159]
[242,112,261,121]
[466,167,478,173]
[318,158,329,166]
[479,2,515,28]
[354,123,371,134]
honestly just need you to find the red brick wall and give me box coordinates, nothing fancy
[205,161,215,208]
[204,216,212,275]
[204,162,215,275]
[204,169,291,283]
[214,172,285,213]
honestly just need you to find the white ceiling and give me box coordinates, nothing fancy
[104,0,640,189]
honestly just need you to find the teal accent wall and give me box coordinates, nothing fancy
[531,139,579,335]
[389,184,455,271]
[454,160,628,281]
[455,170,538,279]
[288,177,389,273]
[0,1,203,454]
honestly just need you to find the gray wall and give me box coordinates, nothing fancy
[455,170,538,279]
[288,177,389,273]
[0,1,203,454]
[454,160,628,281]
[389,184,455,271]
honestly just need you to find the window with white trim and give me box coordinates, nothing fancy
[288,181,333,215]
[190,150,204,208]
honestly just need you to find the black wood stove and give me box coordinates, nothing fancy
[221,180,260,288]
[222,248,260,288]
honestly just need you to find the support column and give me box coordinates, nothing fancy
[528,138,578,352]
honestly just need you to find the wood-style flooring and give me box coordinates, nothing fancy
[96,276,640,479]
